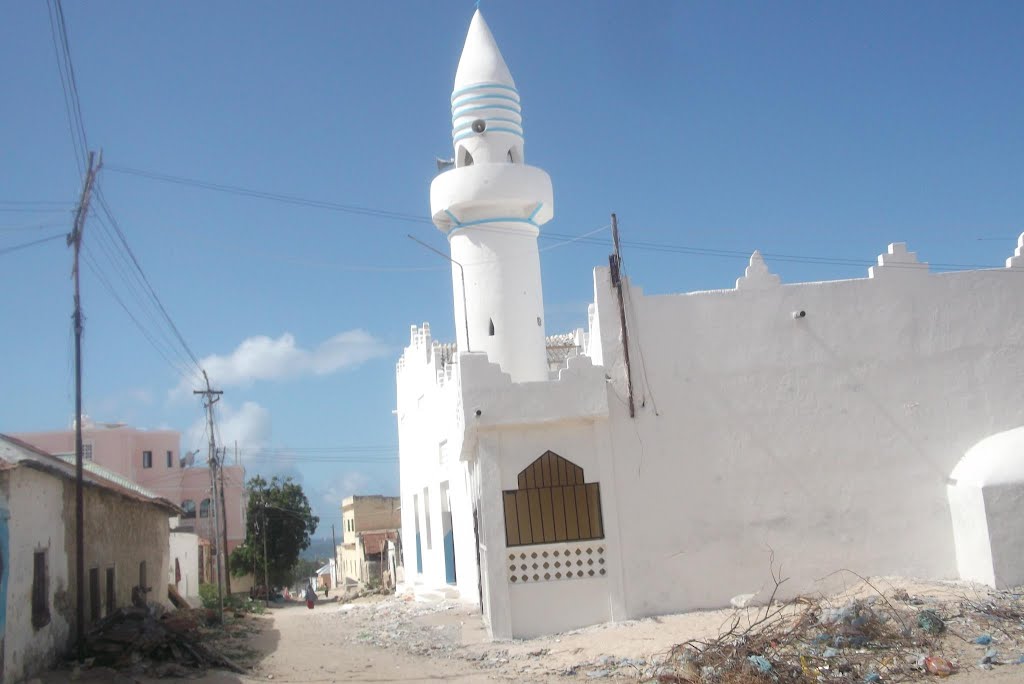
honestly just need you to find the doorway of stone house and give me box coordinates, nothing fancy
[441,481,456,584]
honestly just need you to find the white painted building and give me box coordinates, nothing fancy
[397,10,1024,639]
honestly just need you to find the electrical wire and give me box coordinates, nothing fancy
[45,0,89,174]
[90,186,204,374]
[105,164,1021,273]
[0,232,69,256]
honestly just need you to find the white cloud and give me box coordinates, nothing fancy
[186,401,272,458]
[174,330,390,396]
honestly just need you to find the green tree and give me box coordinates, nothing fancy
[230,475,319,587]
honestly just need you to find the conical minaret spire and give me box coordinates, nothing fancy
[429,10,554,383]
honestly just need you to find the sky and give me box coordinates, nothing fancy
[2,1,1023,536]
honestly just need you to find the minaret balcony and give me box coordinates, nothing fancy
[430,163,553,233]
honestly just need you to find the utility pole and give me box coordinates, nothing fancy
[69,149,100,659]
[218,447,232,594]
[609,213,635,418]
[194,371,224,622]
[262,495,270,607]
[331,523,338,588]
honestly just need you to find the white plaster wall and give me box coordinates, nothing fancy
[982,483,1024,588]
[448,226,549,383]
[4,468,71,683]
[592,257,1024,617]
[947,484,993,587]
[396,326,479,601]
[509,579,612,638]
[169,529,200,599]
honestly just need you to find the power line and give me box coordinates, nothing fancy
[105,165,432,226]
[107,163,1024,273]
[86,206,199,377]
[0,232,69,256]
[92,186,203,372]
[81,244,196,382]
[45,0,89,174]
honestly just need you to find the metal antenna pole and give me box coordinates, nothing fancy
[407,234,471,352]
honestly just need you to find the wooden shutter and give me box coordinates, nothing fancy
[503,452,603,547]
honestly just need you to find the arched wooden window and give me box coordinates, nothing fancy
[199,498,212,518]
[502,451,603,547]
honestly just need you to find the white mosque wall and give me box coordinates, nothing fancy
[591,243,1024,618]
[396,325,479,601]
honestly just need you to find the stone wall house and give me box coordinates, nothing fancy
[0,434,179,682]
[14,423,248,556]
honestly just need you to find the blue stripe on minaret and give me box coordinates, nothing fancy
[452,117,522,133]
[452,103,522,120]
[451,93,521,109]
[452,127,524,143]
[450,82,519,101]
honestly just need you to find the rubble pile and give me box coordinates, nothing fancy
[648,586,1024,684]
[83,606,244,676]
[343,598,464,658]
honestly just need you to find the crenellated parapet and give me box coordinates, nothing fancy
[1006,232,1024,269]
[869,242,928,279]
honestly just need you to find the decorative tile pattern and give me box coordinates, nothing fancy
[507,543,606,583]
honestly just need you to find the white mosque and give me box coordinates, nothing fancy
[396,10,1024,639]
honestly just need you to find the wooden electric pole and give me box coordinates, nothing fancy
[70,150,100,659]
[609,213,636,418]
[218,449,231,594]
[194,371,224,622]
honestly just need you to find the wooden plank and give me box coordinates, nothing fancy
[552,487,567,541]
[527,489,544,542]
[564,486,579,539]
[525,463,536,489]
[518,471,527,489]
[503,492,520,546]
[515,490,533,545]
[539,487,556,542]
[553,455,564,486]
[540,454,551,487]
[587,483,604,538]
[575,484,592,538]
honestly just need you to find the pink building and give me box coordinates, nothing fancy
[14,422,248,554]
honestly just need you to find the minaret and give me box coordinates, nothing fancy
[430,10,553,383]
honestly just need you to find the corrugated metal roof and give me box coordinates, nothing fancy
[55,454,163,499]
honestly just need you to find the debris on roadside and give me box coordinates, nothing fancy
[83,605,244,676]
[642,580,1024,684]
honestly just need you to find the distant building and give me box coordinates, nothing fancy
[337,495,400,587]
[0,434,179,682]
[14,422,248,555]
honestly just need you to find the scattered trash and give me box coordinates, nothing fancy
[863,671,881,683]
[822,647,840,658]
[981,647,998,664]
[917,610,946,635]
[747,655,773,673]
[923,656,954,677]
[973,634,993,645]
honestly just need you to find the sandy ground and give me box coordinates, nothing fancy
[42,577,1024,683]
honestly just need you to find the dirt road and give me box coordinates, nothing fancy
[43,578,1024,683]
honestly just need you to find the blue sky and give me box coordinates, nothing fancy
[2,1,1022,535]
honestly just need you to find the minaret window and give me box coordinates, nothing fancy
[488,318,495,336]
[507,149,514,163]
[458,146,474,167]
